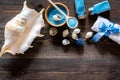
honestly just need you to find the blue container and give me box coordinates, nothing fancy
[75,0,85,19]
[67,18,78,29]
[89,0,111,15]
[45,3,69,27]
[48,5,67,26]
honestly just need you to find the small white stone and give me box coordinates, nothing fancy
[85,32,93,39]
[62,39,70,46]
[73,28,81,34]
[63,29,69,37]
[72,33,78,40]
[53,14,62,21]
[49,27,58,36]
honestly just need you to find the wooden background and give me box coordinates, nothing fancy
[0,0,120,80]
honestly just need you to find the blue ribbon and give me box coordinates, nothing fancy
[92,22,120,43]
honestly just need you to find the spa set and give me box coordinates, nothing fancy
[0,0,120,57]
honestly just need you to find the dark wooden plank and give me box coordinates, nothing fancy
[0,71,119,80]
[0,58,119,71]
[0,58,119,80]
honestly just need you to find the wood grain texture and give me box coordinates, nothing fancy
[0,0,120,80]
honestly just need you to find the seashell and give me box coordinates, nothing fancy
[62,39,70,46]
[72,33,78,40]
[53,14,62,21]
[62,29,69,37]
[85,32,93,39]
[49,27,58,36]
[73,28,81,34]
[0,1,45,57]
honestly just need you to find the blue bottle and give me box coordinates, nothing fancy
[88,0,111,15]
[75,0,85,19]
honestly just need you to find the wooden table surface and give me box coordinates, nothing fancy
[0,0,120,80]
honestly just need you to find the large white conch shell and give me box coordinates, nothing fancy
[0,1,45,56]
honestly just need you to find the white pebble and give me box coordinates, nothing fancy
[73,28,81,34]
[62,39,70,46]
[49,27,58,36]
[63,29,69,37]
[85,32,93,39]
[72,33,78,40]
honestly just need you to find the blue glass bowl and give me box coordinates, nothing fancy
[45,3,69,27]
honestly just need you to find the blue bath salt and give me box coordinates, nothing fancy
[67,18,78,29]
[48,5,68,26]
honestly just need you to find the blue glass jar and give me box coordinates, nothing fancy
[75,0,85,19]
[89,0,111,15]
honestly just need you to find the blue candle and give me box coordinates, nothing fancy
[75,0,85,19]
[88,0,111,15]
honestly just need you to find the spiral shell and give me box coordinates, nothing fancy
[0,1,45,57]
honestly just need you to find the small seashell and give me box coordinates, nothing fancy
[63,29,69,37]
[53,14,62,21]
[85,32,93,39]
[49,27,58,36]
[62,39,70,46]
[72,33,78,40]
[73,28,81,34]
[72,34,78,40]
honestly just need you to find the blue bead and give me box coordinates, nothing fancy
[76,38,84,46]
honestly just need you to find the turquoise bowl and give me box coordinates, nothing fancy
[45,2,69,27]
